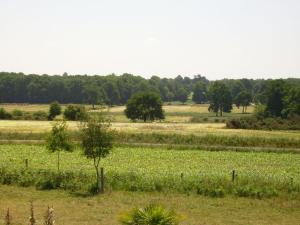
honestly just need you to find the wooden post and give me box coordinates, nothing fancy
[232,170,235,182]
[100,167,104,193]
[180,172,184,180]
[25,159,28,169]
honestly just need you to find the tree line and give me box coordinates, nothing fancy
[0,72,299,106]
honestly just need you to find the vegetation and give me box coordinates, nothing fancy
[63,105,87,121]
[120,204,179,225]
[125,92,165,122]
[0,145,299,198]
[227,80,300,130]
[79,114,114,193]
[48,101,61,120]
[208,81,232,116]
[192,81,207,104]
[46,121,73,172]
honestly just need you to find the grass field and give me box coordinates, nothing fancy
[1,185,300,225]
[1,145,299,197]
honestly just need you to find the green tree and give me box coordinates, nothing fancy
[84,84,107,109]
[175,87,189,104]
[120,204,179,225]
[79,114,114,193]
[125,92,165,122]
[265,80,287,117]
[208,81,232,116]
[234,91,252,113]
[63,105,87,121]
[192,81,207,104]
[48,101,61,120]
[282,87,300,117]
[46,121,73,172]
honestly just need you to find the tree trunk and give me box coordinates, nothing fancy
[57,151,60,172]
[95,165,100,193]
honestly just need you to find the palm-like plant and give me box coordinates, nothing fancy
[120,204,179,225]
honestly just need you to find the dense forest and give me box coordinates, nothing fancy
[0,72,299,105]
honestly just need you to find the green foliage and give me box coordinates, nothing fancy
[265,79,287,117]
[208,82,232,116]
[282,86,300,117]
[0,108,12,119]
[79,114,114,193]
[63,105,87,121]
[125,92,165,122]
[234,91,252,113]
[192,81,207,104]
[0,145,299,198]
[175,87,189,104]
[48,101,61,120]
[46,121,73,171]
[120,204,179,225]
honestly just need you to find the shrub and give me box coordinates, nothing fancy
[32,111,48,120]
[0,108,12,119]
[64,105,87,121]
[48,101,61,120]
[120,204,180,225]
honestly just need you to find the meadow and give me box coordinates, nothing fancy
[0,145,299,198]
[1,185,300,225]
[0,103,254,123]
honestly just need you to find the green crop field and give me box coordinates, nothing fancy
[1,144,299,198]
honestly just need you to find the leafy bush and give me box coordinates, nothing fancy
[64,105,87,121]
[226,116,300,130]
[120,204,180,225]
[48,101,61,120]
[0,108,12,119]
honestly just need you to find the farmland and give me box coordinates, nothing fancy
[0,145,300,197]
[0,103,300,224]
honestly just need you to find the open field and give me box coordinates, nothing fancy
[0,103,254,123]
[1,185,300,225]
[1,145,299,197]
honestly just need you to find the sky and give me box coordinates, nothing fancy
[0,0,300,80]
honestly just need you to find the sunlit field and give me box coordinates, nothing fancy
[0,103,254,123]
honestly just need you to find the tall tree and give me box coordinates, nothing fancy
[208,81,232,116]
[192,81,207,104]
[265,80,287,117]
[234,91,252,113]
[79,114,114,193]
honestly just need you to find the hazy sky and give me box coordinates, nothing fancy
[1,0,300,79]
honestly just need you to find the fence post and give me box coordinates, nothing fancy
[232,170,236,182]
[25,159,28,169]
[100,167,104,193]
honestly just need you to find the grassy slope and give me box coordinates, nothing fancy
[0,185,299,225]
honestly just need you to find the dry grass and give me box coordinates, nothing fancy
[0,185,299,225]
[0,120,299,140]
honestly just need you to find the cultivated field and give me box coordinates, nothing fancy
[0,145,299,197]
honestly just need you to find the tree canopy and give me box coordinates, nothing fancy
[125,92,165,122]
